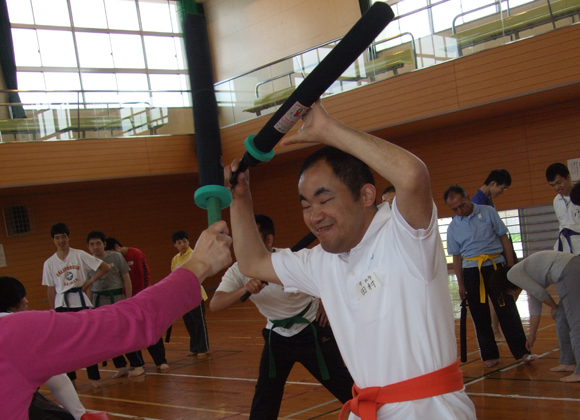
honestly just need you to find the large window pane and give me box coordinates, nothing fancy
[12,29,41,67]
[44,72,81,104]
[110,34,145,68]
[45,72,81,90]
[6,0,34,24]
[17,72,47,107]
[116,74,150,105]
[37,30,77,67]
[31,0,70,26]
[105,0,140,30]
[82,73,118,90]
[149,73,183,90]
[143,36,182,69]
[432,0,461,33]
[116,73,148,90]
[71,0,108,29]
[76,33,114,68]
[139,0,173,32]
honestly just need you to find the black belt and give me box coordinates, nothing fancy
[63,287,88,309]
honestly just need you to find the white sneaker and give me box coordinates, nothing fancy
[111,367,129,379]
[128,366,145,378]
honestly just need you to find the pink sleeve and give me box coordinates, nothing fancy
[0,268,201,388]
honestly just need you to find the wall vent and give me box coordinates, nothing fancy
[3,205,33,237]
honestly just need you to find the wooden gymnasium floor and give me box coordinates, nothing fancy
[41,275,580,419]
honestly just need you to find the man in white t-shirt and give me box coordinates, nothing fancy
[42,222,111,387]
[225,101,476,420]
[210,214,353,419]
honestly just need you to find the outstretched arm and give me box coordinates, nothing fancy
[1,221,232,389]
[281,101,432,229]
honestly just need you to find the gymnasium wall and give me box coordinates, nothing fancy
[1,23,580,311]
[1,93,579,311]
[203,0,362,80]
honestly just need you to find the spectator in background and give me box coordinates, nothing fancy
[472,169,511,208]
[42,222,110,388]
[105,237,169,372]
[491,251,580,382]
[472,169,513,342]
[445,185,535,369]
[84,230,145,379]
[171,230,210,357]
[546,163,580,254]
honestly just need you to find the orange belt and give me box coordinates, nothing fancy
[339,360,464,420]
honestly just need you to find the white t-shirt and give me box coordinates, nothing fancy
[553,194,580,254]
[272,203,476,420]
[42,248,103,309]
[217,254,319,337]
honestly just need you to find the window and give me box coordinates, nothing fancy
[7,0,190,108]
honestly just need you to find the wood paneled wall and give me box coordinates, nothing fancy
[0,135,198,188]
[0,175,213,311]
[204,0,361,81]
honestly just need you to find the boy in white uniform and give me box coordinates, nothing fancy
[226,101,476,420]
[42,222,110,387]
[211,214,353,419]
[546,163,580,254]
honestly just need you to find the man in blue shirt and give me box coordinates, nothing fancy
[472,169,512,341]
[471,169,511,207]
[445,185,532,368]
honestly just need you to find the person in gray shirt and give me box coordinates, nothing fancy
[491,250,580,382]
[84,230,146,379]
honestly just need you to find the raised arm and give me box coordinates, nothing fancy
[281,101,432,229]
[226,161,283,284]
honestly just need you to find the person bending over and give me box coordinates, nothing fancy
[491,251,580,382]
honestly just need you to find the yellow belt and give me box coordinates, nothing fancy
[464,254,501,303]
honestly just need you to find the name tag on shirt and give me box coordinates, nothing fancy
[355,272,382,300]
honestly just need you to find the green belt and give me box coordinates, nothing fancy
[268,302,329,380]
[94,288,124,307]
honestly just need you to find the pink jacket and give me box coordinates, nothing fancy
[0,268,201,420]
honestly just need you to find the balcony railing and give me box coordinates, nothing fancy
[2,0,578,142]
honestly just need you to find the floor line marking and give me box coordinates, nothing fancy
[96,369,322,386]
[80,394,243,415]
[466,392,580,403]
[89,410,164,420]
[285,398,339,417]
[464,348,559,386]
